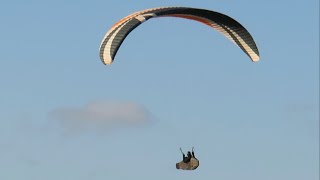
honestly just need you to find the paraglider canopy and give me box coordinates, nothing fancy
[99,6,260,65]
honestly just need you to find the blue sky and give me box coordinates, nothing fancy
[0,0,319,179]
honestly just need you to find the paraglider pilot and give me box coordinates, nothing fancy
[182,149,192,163]
[176,147,199,170]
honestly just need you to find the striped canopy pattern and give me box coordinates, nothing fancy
[99,7,260,65]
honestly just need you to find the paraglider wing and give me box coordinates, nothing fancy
[99,7,260,65]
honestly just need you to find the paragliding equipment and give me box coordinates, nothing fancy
[176,147,199,170]
[99,7,260,65]
[98,6,260,171]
